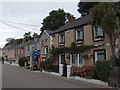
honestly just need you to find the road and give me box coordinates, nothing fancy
[2,64,109,88]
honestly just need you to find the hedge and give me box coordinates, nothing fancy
[40,61,59,73]
[18,57,28,66]
[95,60,112,82]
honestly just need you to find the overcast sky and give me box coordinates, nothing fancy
[0,1,80,48]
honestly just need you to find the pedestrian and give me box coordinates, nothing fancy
[2,57,4,64]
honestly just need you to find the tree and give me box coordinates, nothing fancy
[77,2,98,16]
[41,9,72,31]
[90,2,120,62]
[6,37,15,43]
[15,38,23,44]
[33,33,39,38]
[23,32,32,42]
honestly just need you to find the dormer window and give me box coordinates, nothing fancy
[59,32,65,46]
[94,26,104,41]
[76,27,84,43]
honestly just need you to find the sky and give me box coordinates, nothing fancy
[0,0,81,48]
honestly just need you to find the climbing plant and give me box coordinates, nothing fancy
[50,42,93,59]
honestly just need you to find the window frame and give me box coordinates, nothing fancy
[44,46,48,55]
[75,27,84,43]
[93,26,104,41]
[58,32,65,46]
[93,49,106,63]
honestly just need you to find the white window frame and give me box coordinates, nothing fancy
[72,54,77,65]
[44,46,48,55]
[94,26,104,41]
[59,33,65,45]
[94,50,105,62]
[72,54,84,67]
[76,27,84,43]
[79,53,84,65]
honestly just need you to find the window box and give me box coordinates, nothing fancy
[95,35,104,39]
[59,42,65,45]
[76,39,83,42]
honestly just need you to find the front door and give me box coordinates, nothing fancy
[59,54,67,76]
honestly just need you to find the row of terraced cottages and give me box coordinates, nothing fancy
[2,30,53,64]
[2,15,120,68]
[47,15,120,67]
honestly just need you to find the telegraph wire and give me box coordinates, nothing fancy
[0,20,40,27]
[1,21,40,33]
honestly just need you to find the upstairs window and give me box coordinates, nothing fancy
[94,26,104,41]
[59,32,65,45]
[44,46,48,55]
[76,27,84,43]
[34,44,37,50]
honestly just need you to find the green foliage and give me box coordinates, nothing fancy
[40,60,59,73]
[50,43,93,57]
[41,9,72,31]
[18,57,28,66]
[49,46,59,60]
[77,2,98,16]
[90,2,120,61]
[115,51,120,67]
[23,32,32,42]
[95,60,112,82]
[69,42,93,54]
[15,38,23,44]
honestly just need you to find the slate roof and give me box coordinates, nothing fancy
[45,30,54,35]
[51,15,91,34]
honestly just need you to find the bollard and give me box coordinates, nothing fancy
[59,64,63,76]
[24,62,27,67]
[67,65,71,78]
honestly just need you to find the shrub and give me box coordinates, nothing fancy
[71,66,80,76]
[18,57,28,66]
[95,60,112,82]
[71,65,94,78]
[51,65,59,73]
[115,55,120,67]
[40,61,59,73]
[79,64,94,78]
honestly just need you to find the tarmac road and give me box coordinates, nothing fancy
[2,64,110,88]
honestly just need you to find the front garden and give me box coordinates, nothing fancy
[71,60,112,82]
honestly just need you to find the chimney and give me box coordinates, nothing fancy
[68,15,75,22]
[65,15,75,23]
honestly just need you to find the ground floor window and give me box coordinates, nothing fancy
[72,54,77,64]
[94,49,106,62]
[72,53,84,67]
